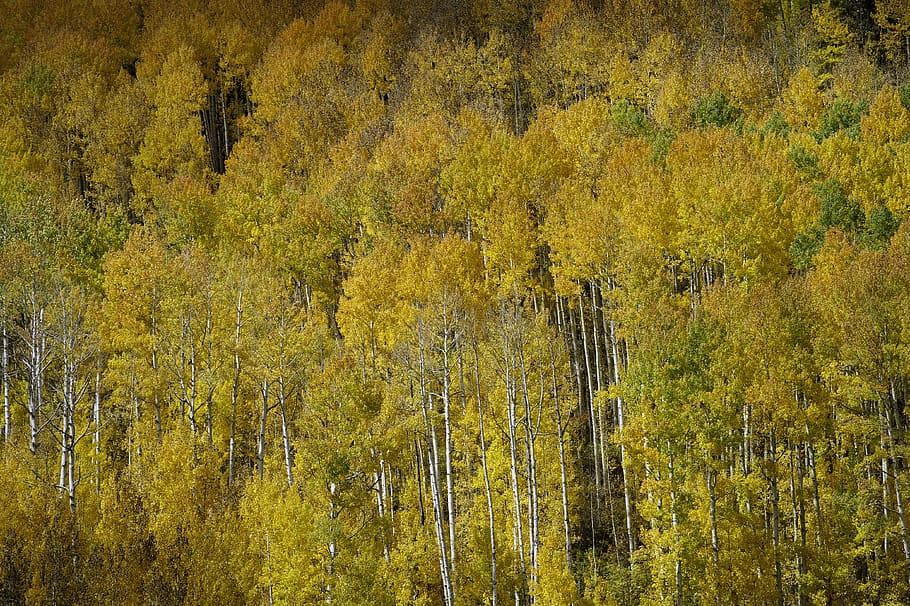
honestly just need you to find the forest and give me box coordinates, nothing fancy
[2,0,910,604]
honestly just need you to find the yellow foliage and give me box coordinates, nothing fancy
[812,1,854,75]
[861,84,910,145]
[830,47,884,103]
[782,68,825,132]
[607,49,646,105]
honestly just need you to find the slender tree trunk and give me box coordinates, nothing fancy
[517,327,540,593]
[94,367,101,494]
[188,323,197,435]
[64,351,78,514]
[805,435,822,547]
[428,421,453,606]
[229,287,243,486]
[386,460,396,529]
[578,293,602,496]
[55,297,90,515]
[882,390,910,586]
[707,467,719,568]
[151,316,161,442]
[128,363,141,472]
[278,375,293,487]
[562,298,585,441]
[585,291,621,561]
[418,342,454,606]
[789,449,799,545]
[796,442,808,606]
[221,88,230,159]
[258,377,268,479]
[67,414,76,513]
[327,482,338,604]
[415,436,426,526]
[204,291,215,445]
[883,433,891,545]
[609,315,635,557]
[769,427,783,605]
[2,318,9,444]
[474,345,498,606]
[501,312,528,603]
[441,305,457,579]
[549,339,573,573]
[666,443,682,606]
[26,302,47,455]
[375,452,391,563]
[589,281,604,394]
[59,347,72,499]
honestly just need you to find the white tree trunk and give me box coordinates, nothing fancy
[229,287,243,486]
[94,368,101,494]
[549,341,573,573]
[882,393,910,585]
[278,375,293,487]
[609,316,635,557]
[517,330,539,594]
[2,318,9,444]
[441,303,457,578]
[418,341,454,606]
[150,315,161,442]
[578,293,601,497]
[24,300,48,455]
[258,377,269,479]
[502,324,527,601]
[474,345,498,606]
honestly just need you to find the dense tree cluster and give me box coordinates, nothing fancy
[3,0,910,603]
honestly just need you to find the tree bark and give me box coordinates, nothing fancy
[278,375,293,487]
[415,436,426,527]
[24,298,48,455]
[707,467,719,568]
[549,337,573,572]
[769,427,783,605]
[609,314,635,557]
[578,292,602,498]
[229,287,243,486]
[441,302,457,579]
[474,345,498,606]
[151,315,162,442]
[805,435,822,547]
[418,340,454,606]
[517,321,540,592]
[882,389,910,586]
[258,377,269,479]
[94,367,101,495]
[501,307,528,603]
[668,443,682,606]
[2,317,9,444]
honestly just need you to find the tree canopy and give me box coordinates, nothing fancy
[3,1,910,604]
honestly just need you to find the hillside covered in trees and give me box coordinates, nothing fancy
[3,0,910,603]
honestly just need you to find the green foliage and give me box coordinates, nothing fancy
[816,178,865,231]
[788,178,862,271]
[817,97,867,140]
[762,109,791,138]
[789,224,826,271]
[5,2,910,605]
[20,62,55,106]
[790,179,899,270]
[811,1,854,76]
[861,203,900,249]
[787,144,824,179]
[691,91,741,128]
[649,127,675,166]
[610,100,651,137]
